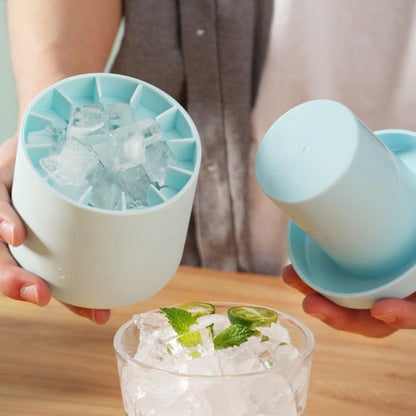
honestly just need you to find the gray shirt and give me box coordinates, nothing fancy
[112,0,274,273]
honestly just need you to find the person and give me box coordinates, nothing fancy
[3,0,416,334]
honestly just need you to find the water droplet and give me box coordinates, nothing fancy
[58,266,65,279]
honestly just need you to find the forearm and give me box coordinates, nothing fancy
[7,0,122,119]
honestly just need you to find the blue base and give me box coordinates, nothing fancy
[288,129,416,309]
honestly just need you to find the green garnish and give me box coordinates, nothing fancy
[177,331,202,348]
[206,322,215,337]
[160,307,197,335]
[161,305,262,354]
[227,306,278,328]
[174,302,215,318]
[213,324,255,350]
[253,329,270,342]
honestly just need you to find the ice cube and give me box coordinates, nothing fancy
[273,343,300,367]
[133,118,163,146]
[40,137,99,187]
[117,165,152,206]
[258,341,300,370]
[122,193,144,210]
[133,314,180,372]
[181,354,222,376]
[166,326,215,362]
[133,310,170,333]
[135,335,180,372]
[67,103,109,145]
[91,140,112,170]
[133,310,178,346]
[217,339,265,375]
[27,126,66,150]
[87,164,123,210]
[260,321,291,344]
[249,373,297,416]
[196,314,230,337]
[49,180,90,203]
[201,380,252,415]
[108,125,146,172]
[143,141,177,185]
[39,153,60,175]
[291,364,311,413]
[121,365,189,415]
[106,103,135,130]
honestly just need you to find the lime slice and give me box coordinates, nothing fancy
[175,302,215,318]
[227,306,278,328]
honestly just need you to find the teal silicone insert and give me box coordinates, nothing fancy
[288,129,416,305]
[22,73,201,211]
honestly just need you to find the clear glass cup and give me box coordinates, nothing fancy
[113,302,314,415]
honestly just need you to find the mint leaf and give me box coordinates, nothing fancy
[206,323,215,338]
[160,307,197,335]
[213,324,255,350]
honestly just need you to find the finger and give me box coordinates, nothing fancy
[0,183,26,247]
[371,296,416,329]
[281,264,316,296]
[0,135,18,189]
[62,303,111,325]
[0,243,50,306]
[303,293,396,338]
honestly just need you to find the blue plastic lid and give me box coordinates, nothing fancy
[287,129,416,308]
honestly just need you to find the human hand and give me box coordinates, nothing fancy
[282,264,416,337]
[0,135,110,324]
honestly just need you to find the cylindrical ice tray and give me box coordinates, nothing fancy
[10,73,201,308]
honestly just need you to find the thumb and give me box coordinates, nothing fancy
[0,182,26,247]
[371,296,416,329]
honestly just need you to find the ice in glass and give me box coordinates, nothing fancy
[114,302,314,416]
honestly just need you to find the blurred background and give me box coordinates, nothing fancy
[0,0,18,142]
[0,0,124,143]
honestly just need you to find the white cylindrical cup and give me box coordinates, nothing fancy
[10,73,201,309]
[256,99,416,277]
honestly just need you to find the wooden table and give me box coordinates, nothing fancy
[0,266,415,415]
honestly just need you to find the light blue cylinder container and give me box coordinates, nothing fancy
[10,73,201,309]
[256,99,416,308]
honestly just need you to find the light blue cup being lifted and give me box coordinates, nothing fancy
[10,73,201,309]
[256,99,416,309]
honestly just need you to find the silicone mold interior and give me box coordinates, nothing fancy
[22,73,200,210]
